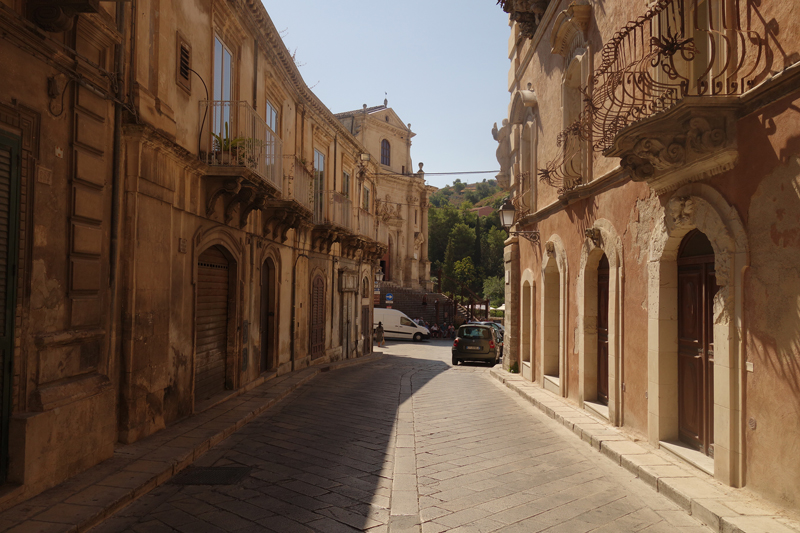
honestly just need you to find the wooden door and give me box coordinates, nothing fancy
[260,259,276,372]
[362,306,371,354]
[196,246,229,402]
[310,276,325,359]
[0,135,20,483]
[677,230,716,456]
[597,254,610,405]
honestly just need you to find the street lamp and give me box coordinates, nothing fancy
[499,196,540,245]
[375,267,384,282]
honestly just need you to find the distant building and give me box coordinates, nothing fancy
[337,103,435,290]
[470,206,494,217]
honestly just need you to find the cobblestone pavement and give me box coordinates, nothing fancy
[92,340,711,533]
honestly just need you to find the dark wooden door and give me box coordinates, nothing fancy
[597,254,610,405]
[677,230,716,456]
[196,246,229,402]
[0,135,20,483]
[362,306,371,355]
[260,259,276,372]
[310,276,325,359]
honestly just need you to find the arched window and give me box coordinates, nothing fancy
[381,139,391,166]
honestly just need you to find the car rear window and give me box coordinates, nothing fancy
[459,326,491,339]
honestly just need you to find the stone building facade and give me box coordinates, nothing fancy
[0,0,386,507]
[337,104,435,290]
[498,0,800,509]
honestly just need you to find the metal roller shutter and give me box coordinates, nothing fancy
[310,276,325,359]
[196,246,229,401]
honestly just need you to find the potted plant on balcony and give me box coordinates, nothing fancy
[211,122,246,165]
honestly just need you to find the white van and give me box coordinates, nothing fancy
[374,308,430,341]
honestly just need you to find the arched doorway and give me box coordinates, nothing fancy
[521,280,532,380]
[677,229,717,457]
[196,245,232,403]
[310,275,325,359]
[543,259,560,393]
[597,254,610,405]
[260,258,277,373]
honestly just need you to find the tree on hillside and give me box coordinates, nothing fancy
[447,222,475,259]
[474,215,483,270]
[427,207,462,270]
[453,257,479,295]
[483,276,505,306]
[483,227,507,278]
[453,179,465,193]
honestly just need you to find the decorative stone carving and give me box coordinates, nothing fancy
[498,0,552,39]
[666,196,695,228]
[413,232,424,252]
[551,1,591,57]
[492,119,512,190]
[606,98,739,194]
[545,241,556,256]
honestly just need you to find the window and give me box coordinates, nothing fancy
[343,171,350,198]
[176,34,191,92]
[266,100,278,135]
[381,139,390,166]
[213,36,233,143]
[363,186,370,211]
[414,210,417,225]
[314,149,325,221]
[400,317,414,327]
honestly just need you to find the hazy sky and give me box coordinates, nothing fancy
[262,1,512,190]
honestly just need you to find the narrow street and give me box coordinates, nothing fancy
[92,341,711,533]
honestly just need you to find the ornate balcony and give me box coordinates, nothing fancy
[540,0,771,194]
[358,209,375,240]
[291,156,314,213]
[497,0,553,40]
[200,100,282,191]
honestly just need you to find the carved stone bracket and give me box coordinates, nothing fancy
[499,0,553,40]
[341,235,368,260]
[311,228,340,254]
[262,200,312,243]
[207,177,243,217]
[224,186,256,226]
[605,98,740,195]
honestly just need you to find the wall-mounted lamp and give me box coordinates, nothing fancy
[375,267,384,282]
[499,197,540,245]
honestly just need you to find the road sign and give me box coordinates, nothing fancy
[385,293,393,302]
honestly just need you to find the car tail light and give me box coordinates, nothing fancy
[453,339,459,348]
[489,340,495,349]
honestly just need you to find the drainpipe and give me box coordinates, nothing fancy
[108,1,126,396]
[290,252,308,369]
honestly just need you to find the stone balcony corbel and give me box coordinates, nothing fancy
[604,97,741,195]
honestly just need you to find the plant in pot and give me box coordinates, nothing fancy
[212,122,246,165]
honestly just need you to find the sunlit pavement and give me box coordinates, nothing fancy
[92,340,710,532]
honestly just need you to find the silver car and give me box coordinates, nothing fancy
[452,324,499,366]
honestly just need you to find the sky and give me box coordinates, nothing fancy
[262,0,512,190]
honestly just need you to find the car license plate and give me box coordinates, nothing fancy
[466,346,481,351]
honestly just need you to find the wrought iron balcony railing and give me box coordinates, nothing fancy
[358,209,374,239]
[314,191,354,231]
[291,156,314,212]
[200,100,282,192]
[539,0,770,192]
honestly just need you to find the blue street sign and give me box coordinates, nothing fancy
[385,293,393,302]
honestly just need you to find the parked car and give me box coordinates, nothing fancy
[374,308,430,341]
[476,321,504,359]
[452,324,499,366]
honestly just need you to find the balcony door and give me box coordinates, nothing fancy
[212,36,233,144]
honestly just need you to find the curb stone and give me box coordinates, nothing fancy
[488,367,800,533]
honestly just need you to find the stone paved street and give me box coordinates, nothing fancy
[92,340,712,533]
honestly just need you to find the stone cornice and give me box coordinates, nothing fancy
[238,0,366,150]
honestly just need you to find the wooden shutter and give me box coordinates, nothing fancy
[0,135,20,483]
[196,246,229,401]
[310,276,325,359]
